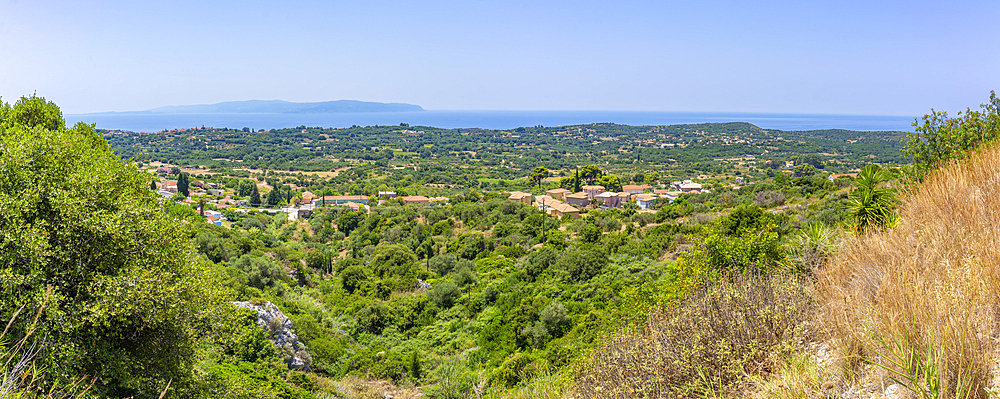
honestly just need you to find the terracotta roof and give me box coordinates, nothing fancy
[582,185,605,190]
[546,188,572,194]
[551,203,579,214]
[508,191,532,200]
[566,192,589,199]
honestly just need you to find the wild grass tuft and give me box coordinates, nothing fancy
[574,272,814,398]
[816,143,1000,399]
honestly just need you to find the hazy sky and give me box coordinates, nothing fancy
[1,0,997,115]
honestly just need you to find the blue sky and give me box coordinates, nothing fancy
[1,0,997,115]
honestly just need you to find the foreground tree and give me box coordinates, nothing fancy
[0,96,216,397]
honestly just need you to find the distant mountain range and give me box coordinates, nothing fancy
[138,100,424,114]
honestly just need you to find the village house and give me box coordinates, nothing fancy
[301,191,317,204]
[828,173,858,181]
[161,181,178,193]
[565,192,590,208]
[545,188,572,200]
[533,195,580,218]
[342,202,365,212]
[622,184,652,194]
[679,180,703,193]
[533,195,556,212]
[507,191,533,205]
[594,192,622,208]
[636,194,657,210]
[550,202,580,218]
[617,192,631,204]
[582,185,605,199]
[402,195,430,205]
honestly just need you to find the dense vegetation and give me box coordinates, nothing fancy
[103,120,906,193]
[5,92,999,398]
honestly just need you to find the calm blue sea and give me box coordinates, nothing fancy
[65,110,917,133]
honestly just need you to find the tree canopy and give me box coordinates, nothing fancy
[0,95,216,397]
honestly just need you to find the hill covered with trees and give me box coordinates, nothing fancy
[4,92,998,398]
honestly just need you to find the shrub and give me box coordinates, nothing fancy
[428,253,458,275]
[754,190,785,207]
[575,273,814,398]
[0,96,216,397]
[557,248,607,282]
[340,265,369,294]
[428,282,461,309]
[786,223,840,272]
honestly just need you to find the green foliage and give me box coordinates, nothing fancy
[345,347,408,381]
[681,219,786,273]
[577,224,602,244]
[596,174,622,192]
[428,282,461,309]
[250,184,262,207]
[848,164,899,234]
[580,164,603,184]
[429,253,458,275]
[529,166,550,188]
[558,248,607,281]
[303,249,331,272]
[210,305,279,363]
[904,91,1000,180]
[338,210,365,235]
[370,244,418,278]
[0,96,216,397]
[178,171,190,197]
[340,265,369,294]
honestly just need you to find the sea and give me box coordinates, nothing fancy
[65,110,917,133]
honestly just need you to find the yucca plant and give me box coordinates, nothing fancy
[847,164,898,234]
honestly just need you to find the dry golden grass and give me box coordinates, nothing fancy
[816,144,1000,398]
[574,273,814,398]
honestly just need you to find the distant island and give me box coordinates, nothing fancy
[104,99,425,114]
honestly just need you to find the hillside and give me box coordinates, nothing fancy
[4,92,997,399]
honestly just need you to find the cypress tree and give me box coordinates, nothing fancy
[250,184,261,207]
[177,172,190,197]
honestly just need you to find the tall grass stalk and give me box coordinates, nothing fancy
[574,272,814,398]
[817,144,1000,399]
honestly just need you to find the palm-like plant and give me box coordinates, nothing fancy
[848,164,899,234]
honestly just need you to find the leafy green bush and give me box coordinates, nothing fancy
[429,282,461,309]
[0,95,218,397]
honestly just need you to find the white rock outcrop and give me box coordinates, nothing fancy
[233,301,312,371]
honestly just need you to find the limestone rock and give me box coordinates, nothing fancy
[233,301,312,371]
